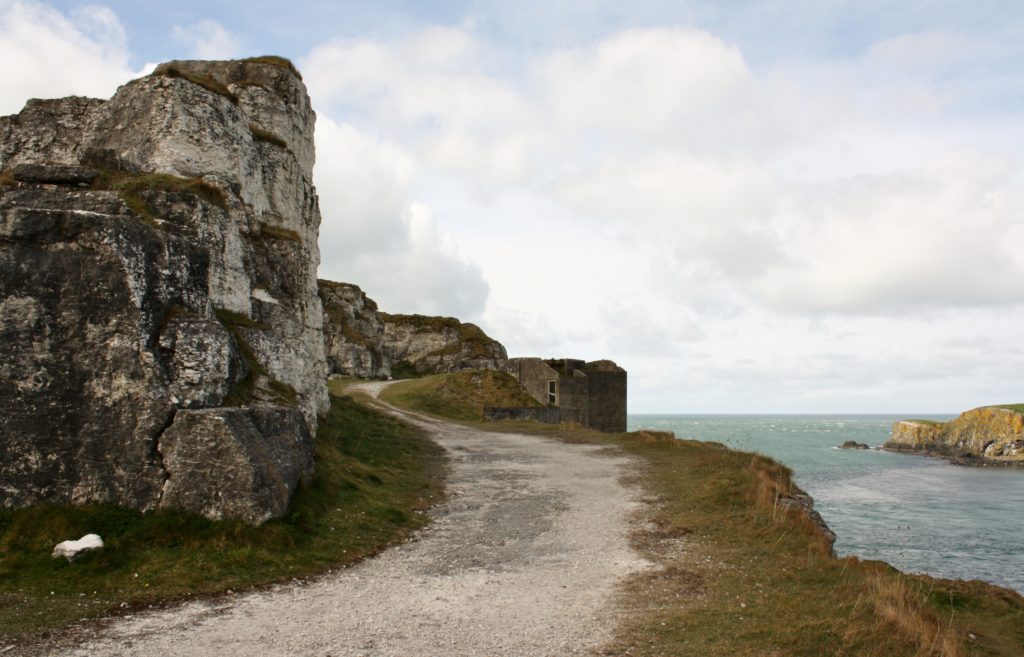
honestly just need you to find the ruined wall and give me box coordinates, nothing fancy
[583,361,628,433]
[0,58,328,524]
[482,407,561,424]
[504,358,559,405]
[502,357,627,433]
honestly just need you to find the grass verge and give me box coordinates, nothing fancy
[0,381,446,645]
[383,372,1024,657]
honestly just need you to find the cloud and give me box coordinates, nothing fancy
[171,19,240,60]
[535,27,790,154]
[0,0,138,114]
[296,21,1024,411]
[302,27,535,190]
[759,154,1024,314]
[314,117,489,318]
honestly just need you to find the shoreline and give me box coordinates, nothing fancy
[880,445,1024,468]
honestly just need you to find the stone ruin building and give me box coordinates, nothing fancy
[485,358,627,433]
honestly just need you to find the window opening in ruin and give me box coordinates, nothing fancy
[547,380,557,404]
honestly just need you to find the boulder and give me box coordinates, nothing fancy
[53,534,104,561]
[839,441,870,450]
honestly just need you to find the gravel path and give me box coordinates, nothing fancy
[43,382,650,657]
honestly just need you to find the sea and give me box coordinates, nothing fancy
[628,414,1024,594]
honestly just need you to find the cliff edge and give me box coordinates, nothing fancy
[0,58,328,524]
[885,406,1024,463]
[319,279,507,378]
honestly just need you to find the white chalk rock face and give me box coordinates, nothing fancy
[0,58,328,525]
[52,534,104,561]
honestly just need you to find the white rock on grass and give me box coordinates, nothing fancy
[52,534,104,561]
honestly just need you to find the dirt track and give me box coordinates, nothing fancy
[43,382,650,657]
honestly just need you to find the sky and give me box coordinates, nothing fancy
[3,0,1024,413]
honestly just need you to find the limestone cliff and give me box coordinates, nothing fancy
[0,58,328,524]
[319,279,507,378]
[885,407,1024,463]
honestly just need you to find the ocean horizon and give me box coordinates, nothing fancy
[628,413,1024,594]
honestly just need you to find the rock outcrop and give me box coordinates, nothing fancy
[884,407,1024,463]
[319,279,507,378]
[319,280,390,379]
[0,58,328,524]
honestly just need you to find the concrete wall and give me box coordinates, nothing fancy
[505,358,559,406]
[483,407,561,424]
[583,362,627,433]
[503,356,627,433]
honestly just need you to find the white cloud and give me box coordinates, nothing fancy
[535,27,788,153]
[302,28,534,189]
[171,19,240,60]
[759,155,1024,314]
[0,0,138,114]
[314,117,489,318]
[299,22,1024,410]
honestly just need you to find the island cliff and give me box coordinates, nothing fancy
[885,406,1024,463]
[0,58,328,524]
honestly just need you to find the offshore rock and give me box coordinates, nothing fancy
[319,279,507,378]
[0,58,328,524]
[885,407,1024,464]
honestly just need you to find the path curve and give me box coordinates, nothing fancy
[46,381,649,657]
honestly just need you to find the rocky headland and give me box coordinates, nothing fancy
[884,406,1024,465]
[319,279,507,379]
[0,58,329,524]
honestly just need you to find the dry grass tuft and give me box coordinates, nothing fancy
[240,55,303,80]
[870,573,965,657]
[152,66,239,104]
[627,430,678,444]
[249,123,289,150]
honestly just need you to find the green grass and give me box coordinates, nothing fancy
[0,383,446,644]
[994,404,1024,414]
[381,371,541,422]
[384,373,1024,657]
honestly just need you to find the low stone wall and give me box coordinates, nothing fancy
[484,407,561,424]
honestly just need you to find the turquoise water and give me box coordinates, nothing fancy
[629,414,1024,594]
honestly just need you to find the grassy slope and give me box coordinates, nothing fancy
[380,370,540,422]
[384,373,1024,657]
[0,380,445,644]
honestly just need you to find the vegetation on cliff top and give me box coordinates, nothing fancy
[240,55,303,80]
[389,374,1024,657]
[0,381,446,645]
[150,65,240,104]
